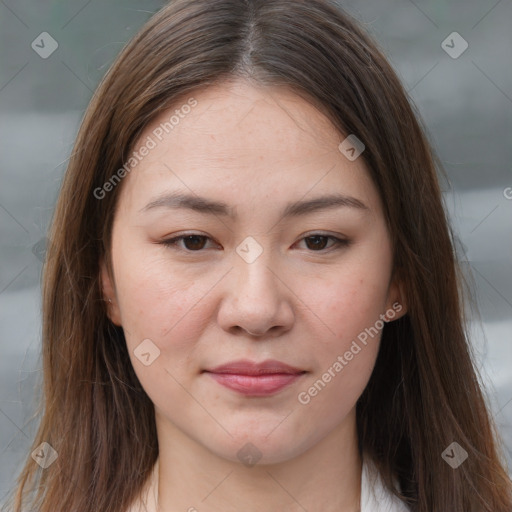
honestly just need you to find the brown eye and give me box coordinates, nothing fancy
[304,235,330,250]
[300,234,350,252]
[181,235,208,250]
[161,234,213,251]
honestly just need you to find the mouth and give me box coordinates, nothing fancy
[202,359,307,397]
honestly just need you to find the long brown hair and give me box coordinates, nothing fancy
[5,1,511,511]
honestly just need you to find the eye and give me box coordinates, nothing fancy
[160,232,350,253]
[296,234,351,252]
[161,234,216,251]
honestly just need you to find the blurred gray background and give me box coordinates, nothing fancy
[1,0,511,504]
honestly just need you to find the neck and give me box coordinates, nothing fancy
[150,408,362,512]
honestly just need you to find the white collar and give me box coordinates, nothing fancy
[361,455,410,512]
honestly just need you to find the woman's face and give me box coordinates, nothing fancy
[101,79,406,464]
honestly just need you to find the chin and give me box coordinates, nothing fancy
[196,421,317,467]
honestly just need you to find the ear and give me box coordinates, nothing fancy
[384,271,408,322]
[100,256,122,326]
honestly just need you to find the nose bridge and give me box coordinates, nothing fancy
[217,238,293,336]
[233,240,281,306]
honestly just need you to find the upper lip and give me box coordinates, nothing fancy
[204,359,305,375]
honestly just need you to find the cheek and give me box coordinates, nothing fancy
[297,344,378,428]
[112,251,213,408]
[296,274,384,419]
[296,262,389,409]
[310,266,390,345]
[111,242,211,355]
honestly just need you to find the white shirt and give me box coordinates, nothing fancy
[360,456,411,512]
[127,455,410,512]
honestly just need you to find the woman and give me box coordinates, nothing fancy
[6,0,512,511]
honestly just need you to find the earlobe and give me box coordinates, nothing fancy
[100,257,122,326]
[385,277,408,322]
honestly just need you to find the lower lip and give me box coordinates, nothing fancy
[206,372,304,396]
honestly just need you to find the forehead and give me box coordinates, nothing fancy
[117,79,382,219]
[147,80,339,157]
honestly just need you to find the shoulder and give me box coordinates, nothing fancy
[361,455,410,512]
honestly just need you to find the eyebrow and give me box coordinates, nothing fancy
[140,191,369,220]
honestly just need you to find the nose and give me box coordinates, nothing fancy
[216,249,294,338]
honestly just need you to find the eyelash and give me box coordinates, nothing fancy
[160,233,351,253]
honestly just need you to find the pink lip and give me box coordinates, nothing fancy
[203,359,306,396]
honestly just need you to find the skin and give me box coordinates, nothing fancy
[101,78,407,512]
